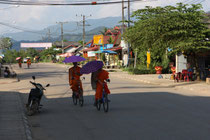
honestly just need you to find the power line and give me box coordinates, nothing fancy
[0,0,149,6]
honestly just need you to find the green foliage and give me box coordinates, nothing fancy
[4,50,17,63]
[78,40,83,45]
[107,36,114,44]
[123,66,156,75]
[101,53,106,63]
[123,3,210,72]
[0,37,12,50]
[26,48,39,58]
[40,46,61,62]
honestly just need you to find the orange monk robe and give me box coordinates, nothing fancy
[69,66,83,92]
[18,59,22,68]
[95,69,110,100]
[27,59,31,65]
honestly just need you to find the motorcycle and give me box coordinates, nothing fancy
[26,76,50,116]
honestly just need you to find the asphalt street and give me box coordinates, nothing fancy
[3,63,210,140]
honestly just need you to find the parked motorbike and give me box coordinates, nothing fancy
[26,76,50,116]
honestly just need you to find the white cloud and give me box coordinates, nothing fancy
[94,4,122,18]
[0,0,209,35]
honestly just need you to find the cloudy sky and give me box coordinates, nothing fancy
[0,0,209,35]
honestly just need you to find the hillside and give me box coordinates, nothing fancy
[5,16,122,41]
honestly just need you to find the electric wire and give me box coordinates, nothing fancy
[0,0,149,6]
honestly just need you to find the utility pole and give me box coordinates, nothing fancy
[77,14,91,48]
[122,0,125,34]
[47,28,51,42]
[83,15,85,48]
[127,0,131,67]
[56,21,68,53]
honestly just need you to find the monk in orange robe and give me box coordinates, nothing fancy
[94,68,110,104]
[69,62,83,95]
[18,59,22,68]
[27,58,31,68]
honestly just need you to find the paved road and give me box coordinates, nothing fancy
[8,63,210,140]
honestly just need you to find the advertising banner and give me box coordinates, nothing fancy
[93,35,103,45]
[88,51,96,57]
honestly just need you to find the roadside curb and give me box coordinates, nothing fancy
[111,73,210,94]
[18,92,33,140]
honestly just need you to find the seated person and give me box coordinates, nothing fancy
[4,67,10,78]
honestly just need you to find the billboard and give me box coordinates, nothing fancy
[88,51,96,57]
[21,43,52,49]
[93,35,103,45]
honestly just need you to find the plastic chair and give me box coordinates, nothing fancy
[182,69,189,82]
[174,72,182,82]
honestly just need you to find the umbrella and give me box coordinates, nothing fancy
[63,55,86,63]
[80,61,104,74]
[16,57,21,60]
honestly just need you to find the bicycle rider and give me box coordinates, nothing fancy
[93,68,110,106]
[69,62,83,97]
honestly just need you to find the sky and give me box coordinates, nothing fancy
[0,0,209,35]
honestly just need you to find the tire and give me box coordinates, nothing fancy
[72,93,77,105]
[103,94,109,113]
[27,100,38,116]
[96,100,101,111]
[79,94,84,107]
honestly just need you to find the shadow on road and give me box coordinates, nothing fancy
[16,90,210,140]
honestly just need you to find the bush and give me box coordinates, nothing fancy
[123,67,156,75]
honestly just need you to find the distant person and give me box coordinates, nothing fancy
[4,67,10,78]
[27,58,31,68]
[18,59,22,68]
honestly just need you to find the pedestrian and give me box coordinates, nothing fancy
[69,62,83,96]
[94,68,110,106]
[18,59,22,68]
[27,58,31,68]
[4,67,10,78]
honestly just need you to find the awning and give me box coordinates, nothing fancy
[93,50,117,54]
[82,46,99,52]
[106,47,122,51]
[59,52,74,57]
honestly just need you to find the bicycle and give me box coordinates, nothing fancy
[96,79,110,113]
[72,78,85,107]
[72,84,83,106]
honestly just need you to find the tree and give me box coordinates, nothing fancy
[124,3,210,78]
[0,37,12,50]
[40,46,61,62]
[107,36,115,44]
[26,48,38,58]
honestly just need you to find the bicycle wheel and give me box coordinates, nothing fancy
[79,94,84,107]
[96,100,101,111]
[72,93,77,105]
[103,94,109,112]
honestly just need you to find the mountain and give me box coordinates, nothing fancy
[5,16,122,41]
[11,26,109,50]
